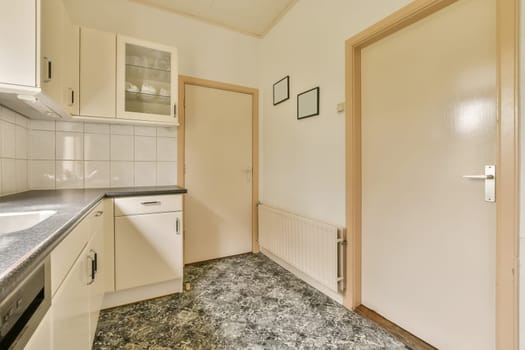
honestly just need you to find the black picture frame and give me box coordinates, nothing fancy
[297,87,320,119]
[273,75,290,105]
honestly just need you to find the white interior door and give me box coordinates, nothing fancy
[361,0,496,349]
[184,84,253,263]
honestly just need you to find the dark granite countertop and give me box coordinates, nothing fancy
[0,186,187,301]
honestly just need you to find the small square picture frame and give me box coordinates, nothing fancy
[297,87,320,120]
[273,76,290,106]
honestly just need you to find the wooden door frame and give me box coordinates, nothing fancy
[344,0,519,349]
[177,75,260,254]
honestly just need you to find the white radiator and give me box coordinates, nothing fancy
[258,204,346,300]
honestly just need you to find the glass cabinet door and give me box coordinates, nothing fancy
[116,36,178,124]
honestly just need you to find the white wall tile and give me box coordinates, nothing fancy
[156,162,177,186]
[134,126,156,136]
[56,121,84,132]
[30,120,55,131]
[1,121,15,158]
[85,161,110,188]
[30,160,56,189]
[0,108,16,124]
[15,160,28,192]
[15,126,28,159]
[85,123,110,134]
[15,115,29,128]
[110,161,134,187]
[110,124,133,135]
[2,159,16,194]
[134,136,156,161]
[56,132,83,160]
[56,161,84,189]
[30,130,55,160]
[134,162,156,186]
[85,134,110,161]
[157,127,177,138]
[157,137,177,161]
[111,135,134,161]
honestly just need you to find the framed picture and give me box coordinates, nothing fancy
[297,87,320,119]
[273,76,290,105]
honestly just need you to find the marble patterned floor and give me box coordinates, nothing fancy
[93,253,409,350]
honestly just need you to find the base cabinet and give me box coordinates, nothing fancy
[115,212,183,290]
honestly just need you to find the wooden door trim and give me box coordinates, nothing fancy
[344,0,519,349]
[178,75,260,254]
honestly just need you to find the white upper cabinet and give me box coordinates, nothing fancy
[79,28,116,118]
[41,0,79,114]
[0,0,39,88]
[116,36,178,125]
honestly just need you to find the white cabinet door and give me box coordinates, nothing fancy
[24,310,52,350]
[116,35,178,124]
[41,0,64,103]
[115,212,183,290]
[51,245,90,350]
[79,27,116,118]
[61,19,79,115]
[87,211,105,343]
[0,0,38,87]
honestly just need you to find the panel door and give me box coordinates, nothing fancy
[360,0,496,348]
[115,212,183,291]
[79,27,116,118]
[184,84,253,263]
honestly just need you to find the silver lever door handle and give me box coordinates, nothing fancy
[463,174,494,180]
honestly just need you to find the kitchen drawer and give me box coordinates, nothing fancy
[50,201,104,296]
[114,195,182,216]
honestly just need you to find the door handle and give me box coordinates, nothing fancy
[462,165,495,202]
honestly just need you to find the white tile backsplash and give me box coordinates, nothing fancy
[134,162,157,186]
[23,118,178,189]
[30,130,55,160]
[56,121,84,132]
[157,137,177,161]
[56,132,84,160]
[111,134,134,161]
[110,124,133,135]
[85,161,110,188]
[134,126,156,136]
[85,133,110,161]
[157,162,177,186]
[1,121,16,158]
[2,159,16,194]
[56,160,84,189]
[134,136,156,161]
[30,160,55,189]
[111,161,134,187]
[0,109,30,195]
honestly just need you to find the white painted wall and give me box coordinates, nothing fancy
[63,0,259,88]
[258,0,410,226]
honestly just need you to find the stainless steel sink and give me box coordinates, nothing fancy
[0,210,56,235]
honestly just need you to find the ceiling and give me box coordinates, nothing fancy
[130,0,298,37]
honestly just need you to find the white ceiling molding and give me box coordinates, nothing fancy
[129,0,298,38]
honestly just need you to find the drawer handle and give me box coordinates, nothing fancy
[94,211,103,217]
[141,201,161,206]
[176,218,180,235]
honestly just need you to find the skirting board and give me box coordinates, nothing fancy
[261,248,344,304]
[102,279,182,309]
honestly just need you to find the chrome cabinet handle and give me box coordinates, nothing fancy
[141,201,161,206]
[174,103,177,117]
[176,217,180,235]
[67,88,75,106]
[43,57,52,82]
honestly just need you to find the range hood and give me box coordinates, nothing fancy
[0,85,70,120]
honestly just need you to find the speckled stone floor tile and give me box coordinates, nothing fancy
[93,253,408,350]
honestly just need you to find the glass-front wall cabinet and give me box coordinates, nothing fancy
[116,36,178,124]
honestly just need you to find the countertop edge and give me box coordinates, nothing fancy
[0,187,187,301]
